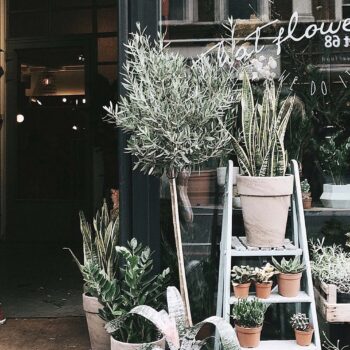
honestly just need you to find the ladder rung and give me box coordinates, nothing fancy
[241,340,317,350]
[230,291,312,304]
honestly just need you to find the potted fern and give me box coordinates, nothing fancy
[253,263,277,299]
[319,133,350,209]
[272,256,305,297]
[231,265,254,299]
[64,200,119,350]
[232,298,267,348]
[290,313,314,346]
[232,72,296,247]
[104,25,240,323]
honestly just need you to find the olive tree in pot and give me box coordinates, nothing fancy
[108,286,240,350]
[319,133,350,209]
[64,200,119,350]
[232,298,267,348]
[97,238,170,350]
[104,25,239,323]
[231,72,296,247]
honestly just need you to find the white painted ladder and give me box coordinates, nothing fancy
[216,160,321,350]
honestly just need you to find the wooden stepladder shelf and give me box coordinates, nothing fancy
[216,160,322,350]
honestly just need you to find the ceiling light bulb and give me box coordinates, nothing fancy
[16,114,24,123]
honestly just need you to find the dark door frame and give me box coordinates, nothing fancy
[118,0,161,268]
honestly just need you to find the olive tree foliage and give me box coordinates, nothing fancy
[103,24,241,176]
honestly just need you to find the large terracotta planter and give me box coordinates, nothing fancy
[295,327,314,346]
[235,324,262,348]
[187,170,217,206]
[83,293,110,350]
[277,273,302,297]
[320,184,350,209]
[111,336,165,350]
[233,282,251,299]
[237,175,294,247]
[255,282,272,299]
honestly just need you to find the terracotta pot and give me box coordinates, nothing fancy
[237,175,294,247]
[277,273,302,297]
[83,293,110,350]
[235,324,262,348]
[177,169,194,223]
[255,282,272,299]
[233,282,251,299]
[303,197,312,209]
[295,327,314,346]
[187,170,217,206]
[111,335,165,350]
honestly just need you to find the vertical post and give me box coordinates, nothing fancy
[292,0,315,22]
[335,0,343,20]
[259,0,270,22]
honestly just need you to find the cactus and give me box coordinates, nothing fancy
[290,313,310,331]
[272,256,305,274]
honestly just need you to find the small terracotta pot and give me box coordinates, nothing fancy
[111,335,165,350]
[295,327,314,346]
[278,273,302,297]
[235,324,262,348]
[303,197,312,209]
[255,282,272,299]
[233,282,251,299]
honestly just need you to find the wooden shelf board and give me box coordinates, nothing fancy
[241,340,317,350]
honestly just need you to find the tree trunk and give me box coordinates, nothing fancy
[169,175,193,326]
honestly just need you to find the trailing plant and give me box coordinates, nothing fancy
[253,263,277,284]
[64,200,119,297]
[103,24,243,323]
[231,298,267,328]
[99,238,170,343]
[272,256,305,274]
[310,239,350,294]
[290,313,310,331]
[319,132,350,185]
[231,70,296,177]
[231,265,254,284]
[106,286,240,350]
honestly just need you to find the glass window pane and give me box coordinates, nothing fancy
[52,9,92,34]
[98,64,117,84]
[98,37,117,62]
[9,0,47,11]
[52,0,92,7]
[198,1,214,21]
[97,0,116,6]
[98,7,117,33]
[9,13,48,38]
[272,0,293,20]
[163,0,185,21]
[312,0,335,20]
[228,0,258,20]
[344,6,350,17]
[344,0,350,4]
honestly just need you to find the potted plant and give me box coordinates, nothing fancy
[290,313,314,346]
[319,133,350,209]
[96,238,170,350]
[232,298,267,348]
[231,71,296,247]
[272,256,305,297]
[111,286,241,350]
[301,179,312,209]
[104,24,241,323]
[64,200,119,350]
[231,265,254,299]
[253,263,277,299]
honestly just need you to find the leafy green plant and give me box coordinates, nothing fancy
[106,286,240,350]
[98,238,170,343]
[301,179,311,193]
[253,263,277,284]
[231,71,296,177]
[231,265,253,284]
[290,313,310,331]
[319,133,350,185]
[272,256,305,274]
[232,298,267,328]
[64,200,119,297]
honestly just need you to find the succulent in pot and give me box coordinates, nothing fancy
[231,265,254,299]
[232,298,267,348]
[272,256,305,297]
[319,133,350,209]
[231,71,296,247]
[290,313,314,346]
[253,263,277,299]
[301,179,312,209]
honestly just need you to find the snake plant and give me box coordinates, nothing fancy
[232,71,296,177]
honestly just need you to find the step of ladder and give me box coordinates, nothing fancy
[216,160,322,350]
[230,290,312,304]
[240,340,317,350]
[231,237,302,257]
